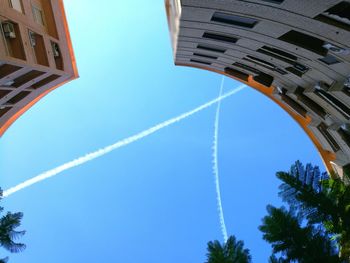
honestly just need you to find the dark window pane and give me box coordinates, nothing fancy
[31,75,60,89]
[278,30,327,56]
[212,12,258,28]
[317,1,350,31]
[7,91,31,104]
[318,123,340,151]
[281,93,307,117]
[0,64,21,78]
[203,32,238,44]
[233,62,260,74]
[197,44,226,53]
[190,59,212,65]
[259,46,297,60]
[319,55,340,65]
[295,87,327,119]
[0,90,11,99]
[286,67,304,77]
[253,72,274,87]
[193,53,218,60]
[0,107,11,118]
[13,70,45,87]
[260,0,284,4]
[243,56,275,70]
[224,67,249,81]
[315,88,350,119]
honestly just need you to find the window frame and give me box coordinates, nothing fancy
[31,3,45,26]
[9,0,24,14]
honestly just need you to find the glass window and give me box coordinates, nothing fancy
[212,12,258,28]
[203,32,238,43]
[9,0,24,13]
[319,55,340,65]
[32,4,45,26]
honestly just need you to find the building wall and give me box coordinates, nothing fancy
[0,0,78,136]
[166,0,350,174]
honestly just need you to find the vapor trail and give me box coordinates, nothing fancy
[4,85,246,198]
[212,77,228,242]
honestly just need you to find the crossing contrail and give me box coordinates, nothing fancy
[3,85,246,198]
[212,77,228,242]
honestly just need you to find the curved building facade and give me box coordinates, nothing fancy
[0,0,78,136]
[166,0,350,174]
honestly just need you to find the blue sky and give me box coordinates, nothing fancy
[1,0,324,262]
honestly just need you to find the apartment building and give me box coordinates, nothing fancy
[0,0,78,136]
[166,0,350,174]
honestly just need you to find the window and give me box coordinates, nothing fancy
[7,91,31,104]
[31,75,60,89]
[28,31,49,66]
[315,1,350,31]
[275,68,288,75]
[190,59,212,65]
[286,67,304,77]
[319,55,340,65]
[233,62,260,74]
[293,63,309,73]
[0,64,21,79]
[197,44,226,53]
[280,93,308,118]
[32,4,45,26]
[295,87,327,119]
[211,12,258,28]
[203,32,238,44]
[260,0,284,4]
[1,21,26,60]
[343,86,350,97]
[317,123,340,152]
[256,46,309,73]
[51,42,64,70]
[12,70,45,88]
[243,55,275,70]
[253,72,274,87]
[315,88,350,119]
[0,90,11,100]
[0,107,11,118]
[338,126,350,149]
[193,53,218,60]
[278,30,327,56]
[224,67,249,81]
[9,0,24,13]
[258,46,297,61]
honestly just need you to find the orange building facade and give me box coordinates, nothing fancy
[166,0,350,175]
[0,0,78,136]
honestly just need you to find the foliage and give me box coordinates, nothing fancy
[205,235,252,263]
[259,205,339,263]
[259,161,350,262]
[0,188,26,261]
[277,161,350,259]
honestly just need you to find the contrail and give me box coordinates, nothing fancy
[212,77,228,242]
[3,85,246,198]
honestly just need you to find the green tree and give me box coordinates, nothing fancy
[205,235,252,263]
[276,161,350,259]
[0,189,25,261]
[259,205,340,263]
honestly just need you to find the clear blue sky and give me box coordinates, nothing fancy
[1,1,324,262]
